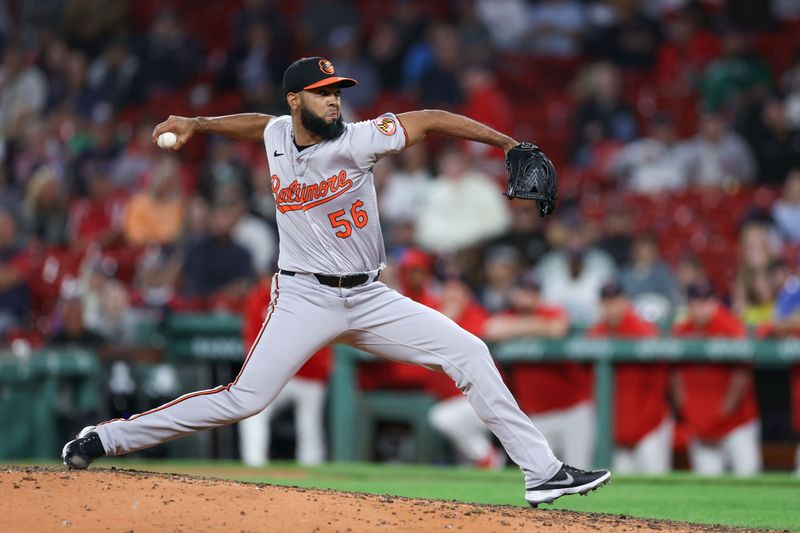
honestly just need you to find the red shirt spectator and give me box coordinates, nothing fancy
[655,12,721,97]
[459,66,513,164]
[505,304,591,414]
[67,174,127,249]
[396,248,440,309]
[673,294,758,442]
[588,305,667,447]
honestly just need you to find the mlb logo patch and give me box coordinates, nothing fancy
[373,116,396,136]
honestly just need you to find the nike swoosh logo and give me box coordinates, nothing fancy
[547,472,574,486]
[274,150,284,157]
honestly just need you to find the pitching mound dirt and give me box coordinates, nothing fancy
[0,466,760,532]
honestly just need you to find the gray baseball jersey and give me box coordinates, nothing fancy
[265,113,406,274]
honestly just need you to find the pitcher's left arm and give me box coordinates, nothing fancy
[398,110,517,153]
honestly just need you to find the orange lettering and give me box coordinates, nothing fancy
[273,170,353,213]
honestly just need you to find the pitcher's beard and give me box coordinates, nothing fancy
[300,107,345,140]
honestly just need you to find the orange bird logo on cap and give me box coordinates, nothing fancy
[319,59,335,74]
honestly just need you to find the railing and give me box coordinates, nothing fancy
[0,349,99,458]
[160,316,800,466]
[330,339,800,467]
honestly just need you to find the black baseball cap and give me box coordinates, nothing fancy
[686,281,715,300]
[282,57,357,95]
[515,271,541,292]
[600,280,623,300]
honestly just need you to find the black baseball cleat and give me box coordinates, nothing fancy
[62,426,106,470]
[525,464,611,507]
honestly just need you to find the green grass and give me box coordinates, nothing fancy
[10,460,800,531]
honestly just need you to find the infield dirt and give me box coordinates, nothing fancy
[0,466,768,532]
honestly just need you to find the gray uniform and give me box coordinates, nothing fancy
[94,113,561,485]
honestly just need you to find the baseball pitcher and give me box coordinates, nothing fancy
[63,57,609,506]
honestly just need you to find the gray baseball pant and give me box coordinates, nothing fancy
[95,272,562,484]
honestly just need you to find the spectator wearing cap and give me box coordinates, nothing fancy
[536,215,617,328]
[607,114,689,194]
[67,167,127,251]
[396,248,440,309]
[620,233,679,328]
[596,209,634,267]
[484,200,549,270]
[588,281,672,474]
[678,108,756,188]
[672,282,761,476]
[484,273,593,469]
[480,245,522,313]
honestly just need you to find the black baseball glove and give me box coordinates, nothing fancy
[504,142,558,217]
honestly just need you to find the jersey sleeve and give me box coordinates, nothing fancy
[348,113,408,171]
[263,115,290,151]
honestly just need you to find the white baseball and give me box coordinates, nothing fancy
[157,132,178,149]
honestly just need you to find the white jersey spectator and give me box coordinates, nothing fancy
[609,115,688,193]
[679,111,756,188]
[415,149,510,253]
[379,144,432,225]
[537,218,617,327]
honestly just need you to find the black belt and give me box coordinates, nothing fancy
[279,269,378,288]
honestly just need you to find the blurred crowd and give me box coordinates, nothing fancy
[1,0,800,472]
